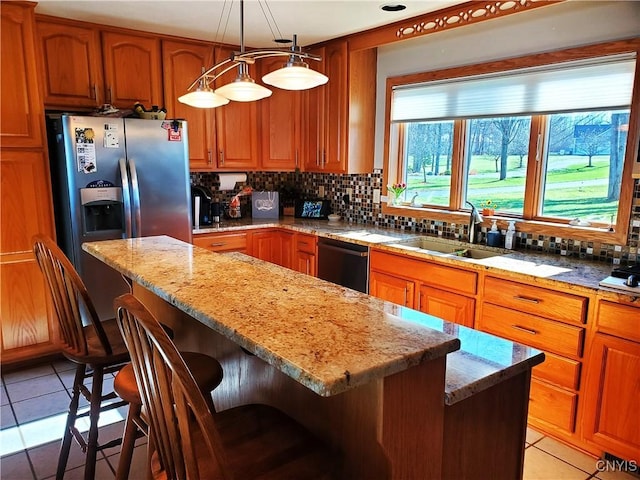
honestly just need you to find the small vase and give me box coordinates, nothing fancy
[482,208,495,216]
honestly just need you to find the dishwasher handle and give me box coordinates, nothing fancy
[320,243,369,257]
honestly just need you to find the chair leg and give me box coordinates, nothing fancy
[83,367,104,480]
[115,401,141,480]
[56,364,85,480]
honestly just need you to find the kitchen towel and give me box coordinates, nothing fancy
[218,173,247,190]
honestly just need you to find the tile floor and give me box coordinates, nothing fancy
[1,360,637,480]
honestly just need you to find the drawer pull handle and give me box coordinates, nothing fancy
[210,242,226,247]
[514,295,540,304]
[511,324,538,335]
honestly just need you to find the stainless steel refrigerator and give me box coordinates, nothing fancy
[46,114,192,320]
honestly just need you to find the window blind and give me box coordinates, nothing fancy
[391,54,636,123]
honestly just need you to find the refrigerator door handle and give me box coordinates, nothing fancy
[128,158,142,238]
[119,158,133,238]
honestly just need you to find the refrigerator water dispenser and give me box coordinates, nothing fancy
[80,187,123,234]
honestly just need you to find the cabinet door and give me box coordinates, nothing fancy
[418,285,475,327]
[295,251,316,276]
[322,40,348,173]
[101,31,163,108]
[259,55,302,171]
[304,46,326,172]
[1,3,43,147]
[369,270,415,308]
[162,40,216,171]
[583,333,640,462]
[1,150,58,363]
[251,230,278,263]
[36,19,104,108]
[213,46,259,170]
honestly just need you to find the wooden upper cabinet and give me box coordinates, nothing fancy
[101,31,163,108]
[213,46,260,170]
[259,55,302,171]
[323,40,348,173]
[304,46,326,172]
[162,40,217,171]
[1,3,43,147]
[35,18,104,108]
[304,40,376,174]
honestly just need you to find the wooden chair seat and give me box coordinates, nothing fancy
[114,352,223,406]
[114,293,340,480]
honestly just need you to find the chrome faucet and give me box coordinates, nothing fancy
[465,200,483,244]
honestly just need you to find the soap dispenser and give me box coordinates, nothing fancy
[487,219,502,247]
[505,221,516,250]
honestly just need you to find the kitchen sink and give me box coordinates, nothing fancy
[387,237,504,259]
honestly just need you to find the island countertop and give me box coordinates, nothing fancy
[83,235,462,397]
[83,235,543,403]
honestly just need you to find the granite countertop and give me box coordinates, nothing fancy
[194,217,616,294]
[83,235,544,404]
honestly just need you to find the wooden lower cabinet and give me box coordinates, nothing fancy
[293,233,317,277]
[251,230,294,269]
[1,260,58,363]
[582,298,640,463]
[369,249,476,326]
[369,270,415,308]
[419,285,475,328]
[478,275,587,442]
[192,231,249,253]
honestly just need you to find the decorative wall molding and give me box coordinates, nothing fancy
[348,0,564,51]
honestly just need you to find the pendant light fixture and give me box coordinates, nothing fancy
[262,35,328,90]
[179,0,327,108]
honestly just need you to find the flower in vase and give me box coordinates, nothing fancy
[388,183,406,203]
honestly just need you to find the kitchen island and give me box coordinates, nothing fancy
[84,235,544,479]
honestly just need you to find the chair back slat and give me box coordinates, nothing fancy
[33,234,113,357]
[115,293,232,480]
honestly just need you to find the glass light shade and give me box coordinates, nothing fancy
[178,88,229,108]
[262,64,328,90]
[215,78,272,102]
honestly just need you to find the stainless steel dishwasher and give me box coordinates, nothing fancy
[317,237,369,293]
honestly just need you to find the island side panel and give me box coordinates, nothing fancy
[382,357,446,479]
[442,370,531,479]
[133,283,448,479]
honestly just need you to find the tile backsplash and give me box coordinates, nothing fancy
[191,171,639,265]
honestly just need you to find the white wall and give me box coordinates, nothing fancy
[374,1,640,169]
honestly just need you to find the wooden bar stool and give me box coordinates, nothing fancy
[115,292,340,480]
[33,235,223,480]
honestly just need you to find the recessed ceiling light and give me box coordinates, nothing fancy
[381,4,407,12]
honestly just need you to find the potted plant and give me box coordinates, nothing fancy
[480,200,497,216]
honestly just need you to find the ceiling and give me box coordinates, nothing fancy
[34,0,463,48]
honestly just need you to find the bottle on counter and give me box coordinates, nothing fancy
[504,221,516,250]
[487,219,502,247]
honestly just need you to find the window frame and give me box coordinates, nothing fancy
[383,38,640,245]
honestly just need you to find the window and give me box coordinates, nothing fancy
[384,40,639,243]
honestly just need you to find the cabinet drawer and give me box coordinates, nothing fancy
[479,303,584,358]
[193,233,247,252]
[597,300,640,343]
[532,351,581,390]
[370,250,477,295]
[483,277,587,325]
[529,378,577,433]
[296,233,317,254]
